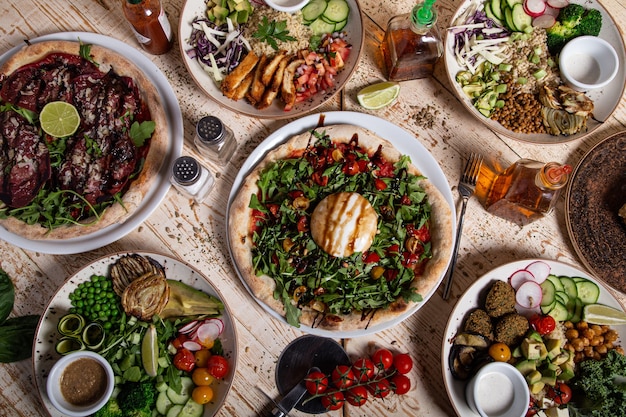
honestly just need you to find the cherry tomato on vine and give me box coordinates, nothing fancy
[372,348,394,371]
[393,353,413,374]
[331,365,356,389]
[346,385,368,407]
[173,348,196,372]
[368,378,391,398]
[207,355,229,379]
[352,357,376,382]
[305,371,329,395]
[546,382,572,405]
[321,391,344,411]
[391,374,411,395]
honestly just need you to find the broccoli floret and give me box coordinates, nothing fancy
[545,4,603,54]
[116,382,156,417]
[92,398,122,417]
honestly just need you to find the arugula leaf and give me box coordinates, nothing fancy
[0,103,37,124]
[78,42,99,66]
[252,17,297,50]
[0,269,14,324]
[0,315,39,363]
[130,120,156,147]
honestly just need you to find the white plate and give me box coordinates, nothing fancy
[441,259,626,417]
[226,111,456,338]
[178,0,364,119]
[32,252,238,417]
[0,32,183,254]
[444,0,626,144]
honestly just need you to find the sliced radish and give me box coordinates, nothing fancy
[533,14,557,28]
[524,0,546,17]
[178,320,200,334]
[182,340,203,351]
[547,0,568,8]
[196,321,223,343]
[509,269,536,290]
[516,281,543,309]
[543,5,561,16]
[524,261,551,284]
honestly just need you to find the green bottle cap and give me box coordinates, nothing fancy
[413,0,437,26]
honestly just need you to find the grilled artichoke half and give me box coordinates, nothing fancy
[121,272,170,321]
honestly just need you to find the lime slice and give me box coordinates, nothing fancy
[583,304,626,325]
[40,101,80,138]
[141,324,159,377]
[357,81,400,110]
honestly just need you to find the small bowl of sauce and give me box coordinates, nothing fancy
[465,361,529,417]
[46,350,114,417]
[263,0,309,13]
[558,36,619,91]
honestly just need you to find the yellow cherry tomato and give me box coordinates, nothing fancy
[192,367,216,386]
[488,342,512,362]
[194,349,211,368]
[192,385,214,404]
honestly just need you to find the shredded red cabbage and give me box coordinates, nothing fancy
[187,17,248,74]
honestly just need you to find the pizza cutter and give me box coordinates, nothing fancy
[274,335,350,414]
[268,367,319,417]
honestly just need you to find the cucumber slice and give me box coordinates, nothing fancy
[511,3,532,32]
[491,0,503,20]
[559,276,578,299]
[555,291,569,306]
[177,398,204,417]
[156,391,174,415]
[541,299,556,315]
[546,275,564,292]
[540,279,556,307]
[302,0,327,22]
[323,0,350,23]
[309,17,337,35]
[167,377,194,405]
[505,0,522,8]
[504,6,516,31]
[570,298,583,323]
[576,279,600,304]
[166,405,183,417]
[548,301,569,322]
[334,18,347,31]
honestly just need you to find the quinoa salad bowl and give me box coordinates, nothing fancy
[179,0,364,119]
[444,0,626,144]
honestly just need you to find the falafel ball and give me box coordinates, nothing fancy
[494,313,529,346]
[485,281,517,318]
[463,309,494,340]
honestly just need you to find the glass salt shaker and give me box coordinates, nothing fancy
[170,156,215,204]
[194,116,236,165]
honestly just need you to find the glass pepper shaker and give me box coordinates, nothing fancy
[194,116,237,165]
[170,156,215,204]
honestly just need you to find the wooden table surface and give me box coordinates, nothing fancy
[1,0,625,416]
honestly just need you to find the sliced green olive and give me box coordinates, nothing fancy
[57,313,86,337]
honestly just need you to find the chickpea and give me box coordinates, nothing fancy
[565,329,579,339]
[584,346,594,358]
[583,328,596,339]
[596,344,608,355]
[590,336,603,347]
[577,321,589,330]
[615,347,625,355]
[571,338,585,352]
[591,324,603,333]
[564,321,574,329]
[605,330,619,343]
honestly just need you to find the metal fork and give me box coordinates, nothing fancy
[442,152,483,300]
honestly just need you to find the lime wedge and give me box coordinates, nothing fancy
[40,101,80,138]
[141,324,159,377]
[583,304,626,325]
[357,81,400,110]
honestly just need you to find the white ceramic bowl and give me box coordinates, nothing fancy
[559,36,619,91]
[46,351,115,417]
[465,362,530,417]
[262,0,309,13]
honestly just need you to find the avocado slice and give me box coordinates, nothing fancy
[160,280,224,319]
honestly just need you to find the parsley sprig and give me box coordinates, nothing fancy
[252,17,297,50]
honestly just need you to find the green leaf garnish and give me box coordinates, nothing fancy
[252,17,297,50]
[130,120,155,147]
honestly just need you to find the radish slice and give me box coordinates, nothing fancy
[516,281,543,309]
[179,320,200,334]
[196,321,223,343]
[509,269,536,290]
[182,340,203,351]
[533,14,556,28]
[524,261,551,284]
[543,5,561,16]
[547,0,568,8]
[524,0,546,17]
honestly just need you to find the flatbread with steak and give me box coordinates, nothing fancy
[0,40,167,239]
[229,124,453,332]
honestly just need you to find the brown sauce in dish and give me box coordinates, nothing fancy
[60,358,107,406]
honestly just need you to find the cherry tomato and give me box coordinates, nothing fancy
[368,378,391,398]
[207,355,229,379]
[192,367,216,386]
[529,314,556,336]
[305,371,329,395]
[173,348,196,372]
[372,348,394,371]
[352,357,375,382]
[331,365,356,389]
[194,349,211,368]
[170,334,189,350]
[546,382,572,405]
[363,252,381,264]
[321,391,344,411]
[391,374,411,395]
[374,178,387,190]
[346,385,368,407]
[393,353,413,374]
[192,386,214,404]
[488,343,512,362]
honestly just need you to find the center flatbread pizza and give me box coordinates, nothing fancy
[229,123,453,332]
[0,40,168,240]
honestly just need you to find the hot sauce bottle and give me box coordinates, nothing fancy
[485,159,572,226]
[381,0,443,81]
[122,0,173,55]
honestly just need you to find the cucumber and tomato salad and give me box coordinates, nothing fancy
[302,0,350,35]
[540,274,599,323]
